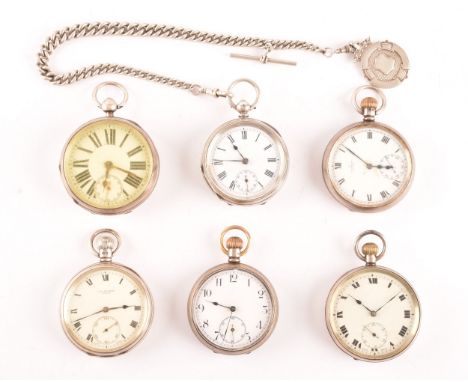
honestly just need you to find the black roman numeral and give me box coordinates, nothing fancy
[229,181,235,190]
[119,133,129,148]
[368,277,378,284]
[129,289,136,295]
[399,325,408,337]
[216,278,222,287]
[102,273,109,281]
[74,322,81,330]
[124,173,143,188]
[338,178,345,185]
[367,131,373,139]
[70,309,77,314]
[381,136,390,144]
[134,306,141,311]
[130,320,138,328]
[352,339,361,348]
[340,325,349,337]
[212,159,223,165]
[380,190,390,199]
[352,281,360,289]
[367,193,372,202]
[268,158,278,163]
[242,130,247,139]
[227,135,235,143]
[399,294,406,301]
[264,144,272,150]
[217,171,227,180]
[264,169,274,177]
[334,163,342,169]
[404,310,411,318]
[336,311,343,318]
[86,181,96,197]
[392,180,401,187]
[85,279,93,286]
[86,334,93,342]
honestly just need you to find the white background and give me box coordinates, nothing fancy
[0,0,465,379]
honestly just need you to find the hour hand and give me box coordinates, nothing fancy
[206,300,236,312]
[348,295,375,315]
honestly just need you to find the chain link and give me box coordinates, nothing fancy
[37,22,370,96]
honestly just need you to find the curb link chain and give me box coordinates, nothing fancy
[37,22,370,98]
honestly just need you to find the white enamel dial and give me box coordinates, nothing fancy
[61,264,153,355]
[202,119,288,205]
[189,266,277,353]
[327,267,420,361]
[325,124,413,209]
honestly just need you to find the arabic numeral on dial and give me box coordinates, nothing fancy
[196,304,205,312]
[256,320,263,329]
[229,273,238,283]
[202,320,209,328]
[258,289,265,299]
[203,289,212,297]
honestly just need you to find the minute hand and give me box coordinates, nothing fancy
[375,293,400,313]
[344,146,372,168]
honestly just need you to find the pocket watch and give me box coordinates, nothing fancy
[61,229,154,356]
[187,225,279,354]
[201,79,289,205]
[322,86,414,212]
[325,230,421,362]
[60,82,159,214]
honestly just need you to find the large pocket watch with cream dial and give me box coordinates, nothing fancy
[187,226,279,354]
[322,86,414,212]
[201,79,289,205]
[60,82,159,214]
[325,230,421,362]
[61,229,153,356]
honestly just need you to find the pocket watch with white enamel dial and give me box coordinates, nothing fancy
[322,86,414,212]
[60,82,159,214]
[188,226,278,355]
[326,230,421,362]
[201,79,289,205]
[61,229,153,357]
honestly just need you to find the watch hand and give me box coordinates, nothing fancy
[223,312,233,340]
[206,300,236,312]
[103,321,118,333]
[72,305,136,323]
[344,146,372,168]
[375,293,400,313]
[212,159,246,163]
[348,295,376,316]
[231,144,249,164]
[364,325,380,339]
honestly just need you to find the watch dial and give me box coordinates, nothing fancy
[190,266,277,353]
[204,120,287,203]
[327,267,420,361]
[325,124,413,208]
[62,118,157,212]
[62,264,153,355]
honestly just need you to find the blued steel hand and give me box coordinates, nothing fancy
[348,295,375,315]
[72,305,136,323]
[206,300,236,312]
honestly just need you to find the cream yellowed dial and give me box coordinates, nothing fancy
[61,117,158,214]
[61,263,153,356]
[326,267,420,361]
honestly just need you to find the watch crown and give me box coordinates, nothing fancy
[226,236,244,250]
[360,97,378,110]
